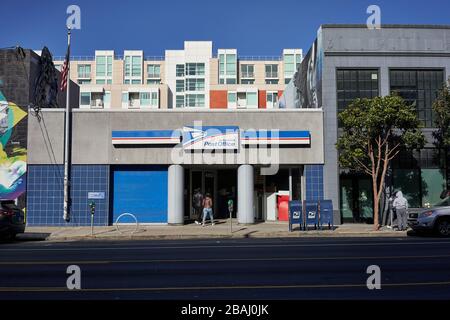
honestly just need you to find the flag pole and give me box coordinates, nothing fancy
[63,28,71,222]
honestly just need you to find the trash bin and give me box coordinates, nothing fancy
[304,200,319,230]
[288,200,303,232]
[319,200,333,230]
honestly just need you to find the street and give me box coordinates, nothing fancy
[1,236,450,300]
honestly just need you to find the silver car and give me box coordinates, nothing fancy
[408,197,450,236]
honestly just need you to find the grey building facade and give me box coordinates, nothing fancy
[313,25,450,224]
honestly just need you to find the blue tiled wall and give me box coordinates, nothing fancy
[305,164,324,201]
[27,165,109,226]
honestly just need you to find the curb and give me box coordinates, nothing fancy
[43,231,408,242]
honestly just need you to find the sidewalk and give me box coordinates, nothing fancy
[20,219,407,242]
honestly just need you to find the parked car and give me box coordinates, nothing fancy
[0,200,25,240]
[408,197,450,236]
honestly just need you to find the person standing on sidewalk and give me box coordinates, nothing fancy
[202,193,214,227]
[193,188,204,225]
[393,191,409,231]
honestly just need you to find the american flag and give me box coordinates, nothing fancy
[60,44,70,91]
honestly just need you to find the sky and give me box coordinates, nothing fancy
[1,0,449,57]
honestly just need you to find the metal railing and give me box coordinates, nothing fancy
[265,72,279,78]
[54,54,281,62]
[240,72,255,78]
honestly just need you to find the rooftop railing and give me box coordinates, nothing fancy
[53,55,282,62]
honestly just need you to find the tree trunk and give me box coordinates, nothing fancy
[372,176,380,231]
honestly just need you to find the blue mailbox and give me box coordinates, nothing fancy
[319,200,334,230]
[288,201,303,232]
[304,200,319,230]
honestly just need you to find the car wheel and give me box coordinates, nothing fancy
[436,218,450,237]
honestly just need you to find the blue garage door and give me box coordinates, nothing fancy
[112,166,168,223]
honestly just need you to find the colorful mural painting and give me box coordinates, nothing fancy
[0,89,27,200]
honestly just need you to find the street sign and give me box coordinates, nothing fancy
[88,192,105,200]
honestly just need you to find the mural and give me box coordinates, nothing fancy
[0,90,27,200]
[279,28,323,109]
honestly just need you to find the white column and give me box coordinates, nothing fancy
[167,164,184,225]
[238,164,254,224]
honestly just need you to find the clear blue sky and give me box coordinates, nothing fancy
[1,0,449,57]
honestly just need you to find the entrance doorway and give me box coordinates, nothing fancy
[185,169,237,221]
[189,170,217,220]
[340,174,374,223]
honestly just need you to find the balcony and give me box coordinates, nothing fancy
[78,73,91,79]
[265,72,278,78]
[241,72,255,79]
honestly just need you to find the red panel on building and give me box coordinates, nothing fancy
[210,90,228,109]
[258,90,266,109]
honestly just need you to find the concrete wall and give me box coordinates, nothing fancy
[28,109,324,166]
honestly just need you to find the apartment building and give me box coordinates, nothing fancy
[54,41,302,110]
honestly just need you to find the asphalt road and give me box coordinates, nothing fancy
[1,236,450,300]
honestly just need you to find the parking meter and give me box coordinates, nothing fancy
[89,201,95,236]
[228,199,234,233]
[89,201,96,215]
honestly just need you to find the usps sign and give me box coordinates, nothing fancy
[182,126,239,150]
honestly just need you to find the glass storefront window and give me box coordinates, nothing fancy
[390,69,444,127]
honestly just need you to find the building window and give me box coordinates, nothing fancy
[176,64,185,77]
[176,95,184,108]
[78,79,91,85]
[176,80,185,93]
[336,69,380,113]
[185,78,205,91]
[96,79,105,85]
[96,55,113,77]
[241,79,254,85]
[283,53,301,82]
[241,64,254,78]
[147,64,160,78]
[228,91,237,108]
[236,91,258,108]
[283,54,295,80]
[147,79,160,85]
[80,92,90,106]
[77,64,91,78]
[139,92,157,107]
[226,54,236,76]
[228,92,236,103]
[265,79,278,85]
[391,148,446,208]
[266,91,278,108]
[390,69,444,127]
[219,51,237,84]
[124,56,142,77]
[265,64,278,78]
[131,79,141,84]
[186,94,205,107]
[186,63,205,76]
[219,54,225,76]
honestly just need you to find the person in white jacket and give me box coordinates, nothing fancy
[393,191,409,231]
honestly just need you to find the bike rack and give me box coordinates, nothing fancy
[115,213,139,235]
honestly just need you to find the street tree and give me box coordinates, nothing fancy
[432,84,450,194]
[336,95,425,230]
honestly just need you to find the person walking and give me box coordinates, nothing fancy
[202,192,214,227]
[393,191,409,231]
[192,188,204,225]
